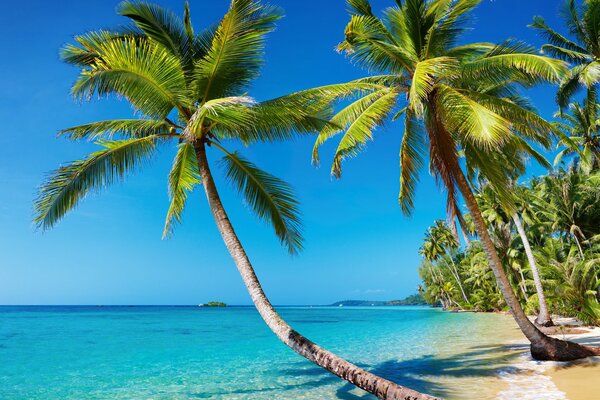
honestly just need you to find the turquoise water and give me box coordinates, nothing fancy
[1,306,526,399]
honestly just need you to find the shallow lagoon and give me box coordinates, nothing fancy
[1,306,571,399]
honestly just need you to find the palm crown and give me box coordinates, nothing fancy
[313,0,566,220]
[530,0,600,108]
[554,90,600,171]
[34,0,338,253]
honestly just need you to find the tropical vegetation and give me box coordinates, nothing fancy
[419,167,600,327]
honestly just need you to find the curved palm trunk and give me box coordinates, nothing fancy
[517,267,529,299]
[453,166,599,361]
[194,142,439,400]
[446,256,469,305]
[511,214,553,327]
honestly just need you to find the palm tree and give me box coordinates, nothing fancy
[554,89,600,172]
[313,0,599,360]
[537,168,600,257]
[537,238,600,325]
[422,221,469,305]
[477,183,554,326]
[33,2,438,399]
[530,0,600,108]
[511,185,554,326]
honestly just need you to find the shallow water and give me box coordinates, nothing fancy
[0,306,564,399]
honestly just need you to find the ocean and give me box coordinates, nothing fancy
[0,305,566,399]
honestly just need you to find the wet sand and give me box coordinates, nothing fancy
[544,326,600,400]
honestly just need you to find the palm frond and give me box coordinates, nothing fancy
[435,85,511,148]
[409,56,460,114]
[34,136,161,229]
[194,0,282,102]
[163,142,201,238]
[118,1,187,58]
[463,42,567,85]
[331,90,399,177]
[217,147,303,254]
[69,36,188,118]
[312,88,391,164]
[530,15,587,53]
[399,109,425,215]
[58,119,173,140]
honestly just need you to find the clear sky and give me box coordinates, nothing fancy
[0,0,567,305]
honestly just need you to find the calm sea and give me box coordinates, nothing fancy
[1,306,561,399]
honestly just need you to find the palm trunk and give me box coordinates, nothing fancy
[194,142,439,400]
[517,267,528,299]
[512,214,553,327]
[453,166,598,361]
[446,255,469,305]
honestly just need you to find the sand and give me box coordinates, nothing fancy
[543,322,600,400]
[509,316,600,400]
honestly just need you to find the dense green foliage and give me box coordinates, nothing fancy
[202,302,227,307]
[33,0,341,254]
[418,167,600,325]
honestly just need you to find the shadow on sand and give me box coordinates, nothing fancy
[189,338,600,399]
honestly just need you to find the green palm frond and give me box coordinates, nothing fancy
[194,0,282,102]
[399,110,425,215]
[60,30,143,67]
[69,36,188,118]
[458,90,555,147]
[541,44,591,64]
[186,96,256,140]
[163,143,201,238]
[312,88,391,165]
[243,94,335,143]
[217,146,303,255]
[331,90,399,177]
[34,136,161,230]
[409,56,460,114]
[58,119,173,140]
[341,14,413,73]
[435,85,511,147]
[463,46,567,85]
[530,15,588,54]
[118,1,188,58]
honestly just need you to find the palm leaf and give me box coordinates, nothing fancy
[217,147,303,254]
[58,119,173,140]
[194,0,282,102]
[399,110,425,215]
[331,90,399,177]
[70,37,188,118]
[34,136,161,229]
[313,88,391,164]
[163,142,201,238]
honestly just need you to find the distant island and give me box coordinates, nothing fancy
[330,294,426,307]
[199,302,227,307]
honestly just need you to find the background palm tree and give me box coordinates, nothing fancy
[530,0,600,108]
[477,183,554,326]
[419,168,600,325]
[33,2,438,399]
[421,221,469,305]
[313,0,599,360]
[554,89,600,172]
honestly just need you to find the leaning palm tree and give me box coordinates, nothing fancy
[428,221,469,304]
[313,0,599,360]
[530,0,600,108]
[33,2,438,399]
[476,182,554,326]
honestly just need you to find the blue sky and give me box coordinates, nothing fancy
[0,0,567,305]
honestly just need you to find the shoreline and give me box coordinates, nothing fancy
[503,317,600,400]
